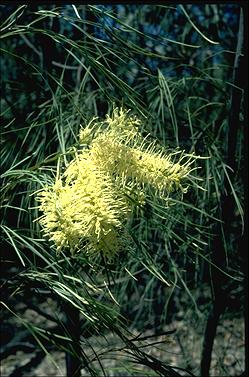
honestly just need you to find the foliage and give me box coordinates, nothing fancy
[0,4,244,376]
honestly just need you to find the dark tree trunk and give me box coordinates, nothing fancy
[200,8,244,377]
[64,303,81,377]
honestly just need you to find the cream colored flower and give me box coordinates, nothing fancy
[36,107,198,257]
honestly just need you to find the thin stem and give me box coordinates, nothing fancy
[64,302,81,377]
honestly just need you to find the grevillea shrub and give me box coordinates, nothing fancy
[36,108,200,257]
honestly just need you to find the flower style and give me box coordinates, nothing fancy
[36,107,198,257]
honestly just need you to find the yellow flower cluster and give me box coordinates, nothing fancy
[36,108,197,257]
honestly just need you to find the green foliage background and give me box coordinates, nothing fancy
[0,4,245,376]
